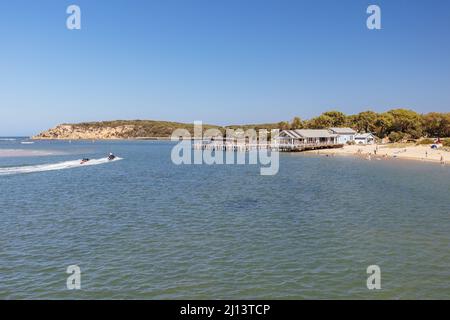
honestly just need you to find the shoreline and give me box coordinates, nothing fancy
[305,144,449,165]
[3,142,449,166]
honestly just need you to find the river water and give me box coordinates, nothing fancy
[0,138,449,299]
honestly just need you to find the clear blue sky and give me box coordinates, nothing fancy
[1,0,450,136]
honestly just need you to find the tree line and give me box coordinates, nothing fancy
[277,109,450,142]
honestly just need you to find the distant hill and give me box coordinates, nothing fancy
[32,108,450,140]
[225,123,280,131]
[33,120,280,140]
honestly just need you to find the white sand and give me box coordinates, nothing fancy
[307,144,449,164]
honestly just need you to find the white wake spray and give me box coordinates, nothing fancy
[0,157,122,176]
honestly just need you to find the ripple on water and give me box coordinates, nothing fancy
[0,142,449,299]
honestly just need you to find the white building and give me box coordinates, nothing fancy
[328,127,356,144]
[354,133,376,144]
[278,129,339,146]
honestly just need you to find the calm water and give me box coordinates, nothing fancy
[0,138,449,299]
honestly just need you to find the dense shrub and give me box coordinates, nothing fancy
[443,139,450,147]
[417,138,434,145]
[388,131,406,143]
[288,109,450,139]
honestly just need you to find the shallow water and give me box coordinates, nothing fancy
[0,139,449,299]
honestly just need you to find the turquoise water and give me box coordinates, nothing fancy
[0,138,449,299]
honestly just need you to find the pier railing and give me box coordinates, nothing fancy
[192,141,343,152]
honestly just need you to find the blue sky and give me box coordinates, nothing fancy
[1,0,450,135]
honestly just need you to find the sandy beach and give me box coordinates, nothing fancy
[0,149,61,158]
[308,144,449,164]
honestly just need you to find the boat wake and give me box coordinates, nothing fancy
[0,157,122,176]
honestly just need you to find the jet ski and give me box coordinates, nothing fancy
[108,153,116,161]
[80,158,90,164]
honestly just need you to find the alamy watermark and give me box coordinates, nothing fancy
[367,265,381,290]
[66,5,81,30]
[65,4,381,31]
[367,5,381,30]
[66,265,81,290]
[170,121,280,176]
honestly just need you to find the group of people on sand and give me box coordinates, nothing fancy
[424,151,446,164]
[317,145,447,165]
[355,148,377,161]
[354,146,447,165]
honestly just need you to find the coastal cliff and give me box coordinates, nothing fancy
[32,120,222,140]
[32,120,281,140]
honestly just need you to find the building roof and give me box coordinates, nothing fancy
[280,130,337,138]
[355,133,376,139]
[280,130,302,138]
[329,127,357,134]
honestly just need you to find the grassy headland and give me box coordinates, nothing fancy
[33,108,449,140]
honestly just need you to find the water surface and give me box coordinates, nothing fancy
[0,139,449,299]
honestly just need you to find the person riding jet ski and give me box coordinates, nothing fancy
[108,153,116,161]
[80,158,90,164]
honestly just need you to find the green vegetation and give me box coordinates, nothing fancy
[383,143,415,149]
[417,138,434,145]
[225,123,281,132]
[47,109,449,140]
[307,111,347,128]
[388,131,406,143]
[65,120,222,137]
[283,109,450,140]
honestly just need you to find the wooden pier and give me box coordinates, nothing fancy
[193,142,344,152]
[276,143,344,152]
